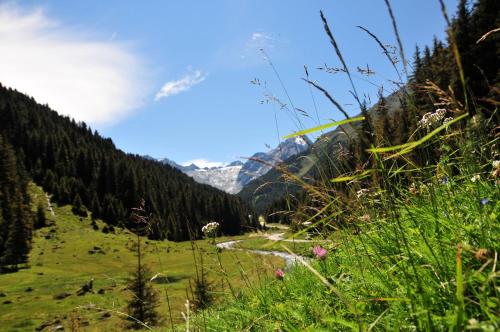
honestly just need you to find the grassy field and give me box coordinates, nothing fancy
[0,184,284,331]
[191,162,500,331]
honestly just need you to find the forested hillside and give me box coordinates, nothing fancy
[0,135,32,271]
[0,85,254,242]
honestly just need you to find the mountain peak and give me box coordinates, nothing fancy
[155,135,311,194]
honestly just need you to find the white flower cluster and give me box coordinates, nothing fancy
[418,108,447,128]
[202,221,220,236]
[493,160,500,169]
[471,174,481,182]
[356,189,370,199]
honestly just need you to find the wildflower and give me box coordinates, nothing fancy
[493,160,500,169]
[440,176,449,185]
[312,245,327,260]
[471,174,481,182]
[418,108,446,128]
[356,189,370,199]
[275,268,285,280]
[480,198,489,206]
[201,221,220,237]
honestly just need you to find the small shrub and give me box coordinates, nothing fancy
[53,292,70,300]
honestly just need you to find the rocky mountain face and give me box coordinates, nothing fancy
[157,136,311,194]
[236,136,312,188]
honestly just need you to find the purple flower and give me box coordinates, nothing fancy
[480,198,490,206]
[275,268,285,280]
[312,245,328,260]
[440,176,449,185]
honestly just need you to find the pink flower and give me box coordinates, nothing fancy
[312,245,327,260]
[275,268,285,280]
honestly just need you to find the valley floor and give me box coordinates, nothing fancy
[0,185,287,331]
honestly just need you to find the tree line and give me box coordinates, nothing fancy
[0,85,255,244]
[0,135,32,271]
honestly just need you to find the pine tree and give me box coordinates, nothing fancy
[35,203,46,229]
[0,135,32,271]
[125,201,160,329]
[1,200,31,269]
[71,193,87,217]
[90,193,102,220]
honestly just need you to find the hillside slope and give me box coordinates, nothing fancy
[0,84,253,241]
[0,184,282,331]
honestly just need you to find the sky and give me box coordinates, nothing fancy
[0,0,459,168]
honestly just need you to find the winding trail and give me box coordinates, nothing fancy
[216,224,332,268]
[263,232,314,243]
[216,240,306,268]
[46,193,55,217]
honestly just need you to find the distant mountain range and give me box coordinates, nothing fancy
[151,136,312,194]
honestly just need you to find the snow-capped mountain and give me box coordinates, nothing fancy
[159,157,199,172]
[185,163,244,194]
[155,136,311,194]
[237,136,312,187]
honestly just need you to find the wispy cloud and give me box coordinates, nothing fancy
[250,32,273,45]
[155,70,207,101]
[182,159,226,168]
[0,4,148,126]
[241,31,276,58]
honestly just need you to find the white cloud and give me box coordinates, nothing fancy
[0,4,147,126]
[182,159,226,168]
[235,31,277,64]
[155,70,206,101]
[251,32,271,42]
[247,31,275,51]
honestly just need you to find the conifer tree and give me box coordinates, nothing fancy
[35,203,46,229]
[1,200,31,269]
[0,135,32,270]
[71,193,87,217]
[125,201,160,329]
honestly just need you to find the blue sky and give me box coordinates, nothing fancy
[1,0,459,167]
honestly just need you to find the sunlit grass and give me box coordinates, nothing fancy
[0,185,283,331]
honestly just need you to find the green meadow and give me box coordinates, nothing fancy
[0,184,284,331]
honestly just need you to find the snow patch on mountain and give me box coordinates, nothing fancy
[237,136,312,187]
[155,136,311,194]
[186,165,244,194]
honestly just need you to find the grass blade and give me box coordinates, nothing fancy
[455,243,464,330]
[283,116,365,139]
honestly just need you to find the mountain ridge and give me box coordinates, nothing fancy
[156,135,312,194]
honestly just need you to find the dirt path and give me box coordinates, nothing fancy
[46,194,55,217]
[263,232,314,243]
[216,240,306,268]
